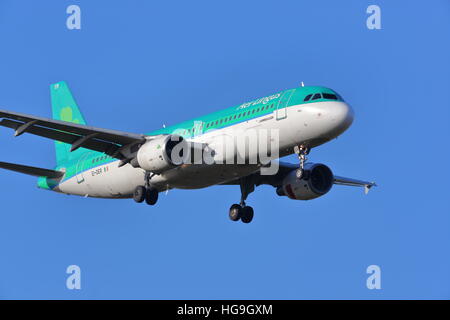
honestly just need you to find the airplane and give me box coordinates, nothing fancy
[0,81,376,223]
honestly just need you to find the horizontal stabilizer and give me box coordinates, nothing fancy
[0,161,64,178]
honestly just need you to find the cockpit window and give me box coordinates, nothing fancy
[322,93,338,100]
[304,94,312,102]
[312,93,322,100]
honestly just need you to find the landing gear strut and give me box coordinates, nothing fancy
[133,172,159,205]
[229,176,255,223]
[294,145,310,179]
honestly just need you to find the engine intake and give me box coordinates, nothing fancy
[136,135,188,173]
[279,163,334,200]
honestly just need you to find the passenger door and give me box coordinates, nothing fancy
[192,120,204,136]
[276,89,295,120]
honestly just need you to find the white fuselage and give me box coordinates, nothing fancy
[55,101,354,198]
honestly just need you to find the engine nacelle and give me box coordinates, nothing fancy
[136,135,188,173]
[279,163,334,200]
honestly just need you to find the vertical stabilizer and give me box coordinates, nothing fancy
[50,81,89,165]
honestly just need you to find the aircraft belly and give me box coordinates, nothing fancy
[154,164,260,189]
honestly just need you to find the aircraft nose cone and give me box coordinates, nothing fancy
[332,102,354,129]
[318,101,354,138]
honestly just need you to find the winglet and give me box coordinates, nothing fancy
[364,182,377,195]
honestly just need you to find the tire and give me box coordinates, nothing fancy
[296,168,303,179]
[241,206,254,224]
[133,186,146,203]
[145,187,159,205]
[229,204,242,221]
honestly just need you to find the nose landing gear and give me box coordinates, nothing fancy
[294,145,310,179]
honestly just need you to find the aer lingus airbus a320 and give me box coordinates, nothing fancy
[0,82,375,223]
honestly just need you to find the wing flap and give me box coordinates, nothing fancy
[0,161,64,178]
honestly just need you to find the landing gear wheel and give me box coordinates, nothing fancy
[230,177,256,223]
[241,206,254,224]
[145,187,159,205]
[296,168,303,179]
[229,204,242,221]
[133,186,146,203]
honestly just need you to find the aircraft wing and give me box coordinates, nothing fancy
[0,109,147,159]
[333,175,377,194]
[222,161,377,194]
[0,161,64,178]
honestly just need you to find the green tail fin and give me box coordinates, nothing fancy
[50,81,89,165]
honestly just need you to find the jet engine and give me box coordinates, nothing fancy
[136,135,188,173]
[277,163,334,200]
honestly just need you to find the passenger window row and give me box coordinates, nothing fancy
[303,93,339,102]
[181,103,276,135]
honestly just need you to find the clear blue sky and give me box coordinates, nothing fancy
[0,0,449,299]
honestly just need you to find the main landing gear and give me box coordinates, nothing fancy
[229,176,255,224]
[294,145,310,179]
[133,172,159,205]
[229,203,254,224]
